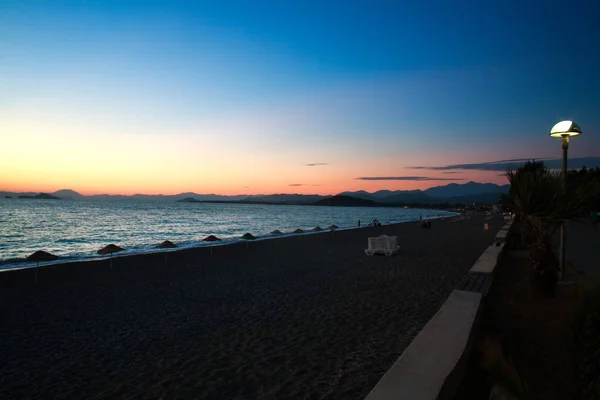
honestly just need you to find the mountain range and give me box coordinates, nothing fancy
[1,181,509,205]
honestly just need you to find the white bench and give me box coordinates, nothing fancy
[365,235,400,256]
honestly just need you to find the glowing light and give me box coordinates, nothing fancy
[549,120,582,137]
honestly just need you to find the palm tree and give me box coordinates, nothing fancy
[506,164,599,296]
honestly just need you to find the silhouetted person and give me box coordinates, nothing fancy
[358,219,361,228]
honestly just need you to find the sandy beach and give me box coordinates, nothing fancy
[0,215,503,399]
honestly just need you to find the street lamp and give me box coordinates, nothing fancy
[550,120,582,280]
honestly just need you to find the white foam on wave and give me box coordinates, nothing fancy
[0,212,459,272]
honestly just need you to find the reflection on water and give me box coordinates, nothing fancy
[0,199,454,263]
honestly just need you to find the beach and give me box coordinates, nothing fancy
[0,215,503,399]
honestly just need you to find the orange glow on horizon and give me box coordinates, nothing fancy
[1,117,508,197]
[0,170,508,197]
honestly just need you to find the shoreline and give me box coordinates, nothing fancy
[0,213,458,271]
[0,214,503,399]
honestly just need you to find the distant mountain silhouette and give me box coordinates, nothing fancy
[17,192,61,200]
[0,181,509,205]
[381,191,431,204]
[243,194,326,204]
[52,189,84,200]
[37,193,61,200]
[0,191,37,198]
[339,182,509,204]
[423,182,508,198]
[312,195,379,207]
[443,192,507,205]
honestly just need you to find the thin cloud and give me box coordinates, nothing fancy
[355,176,465,181]
[441,171,460,174]
[409,156,600,172]
[289,183,321,187]
[304,162,328,167]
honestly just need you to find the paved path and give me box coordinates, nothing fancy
[567,219,600,278]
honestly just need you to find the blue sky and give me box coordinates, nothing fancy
[1,0,600,194]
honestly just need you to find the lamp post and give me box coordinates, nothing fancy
[550,120,582,280]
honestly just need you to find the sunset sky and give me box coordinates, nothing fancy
[2,0,600,196]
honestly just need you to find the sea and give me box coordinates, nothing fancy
[0,199,456,269]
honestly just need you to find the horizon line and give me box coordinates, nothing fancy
[0,180,508,198]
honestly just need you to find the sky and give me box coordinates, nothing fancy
[1,0,600,196]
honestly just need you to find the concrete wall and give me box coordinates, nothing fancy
[365,223,511,400]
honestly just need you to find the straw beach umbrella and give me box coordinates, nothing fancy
[311,226,323,241]
[202,235,221,242]
[157,240,177,248]
[293,228,304,241]
[328,224,339,237]
[156,240,177,262]
[241,232,255,249]
[270,230,282,235]
[27,250,58,284]
[202,235,221,254]
[98,244,125,269]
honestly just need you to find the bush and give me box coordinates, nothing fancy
[575,286,600,400]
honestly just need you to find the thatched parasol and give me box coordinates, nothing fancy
[156,240,177,262]
[293,228,304,234]
[312,226,323,232]
[156,240,177,249]
[203,235,221,254]
[241,232,256,249]
[98,244,124,255]
[27,250,58,262]
[202,235,221,242]
[270,230,283,235]
[328,224,339,237]
[27,250,58,284]
[98,244,124,269]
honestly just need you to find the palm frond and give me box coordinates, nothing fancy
[506,166,600,246]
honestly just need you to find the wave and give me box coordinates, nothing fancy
[55,238,90,244]
[0,213,458,272]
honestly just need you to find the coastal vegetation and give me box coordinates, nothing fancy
[458,161,600,399]
[506,161,599,296]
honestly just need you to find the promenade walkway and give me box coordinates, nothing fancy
[567,220,600,278]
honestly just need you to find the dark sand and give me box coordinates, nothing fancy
[0,216,503,400]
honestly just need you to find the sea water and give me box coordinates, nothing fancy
[0,199,455,268]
